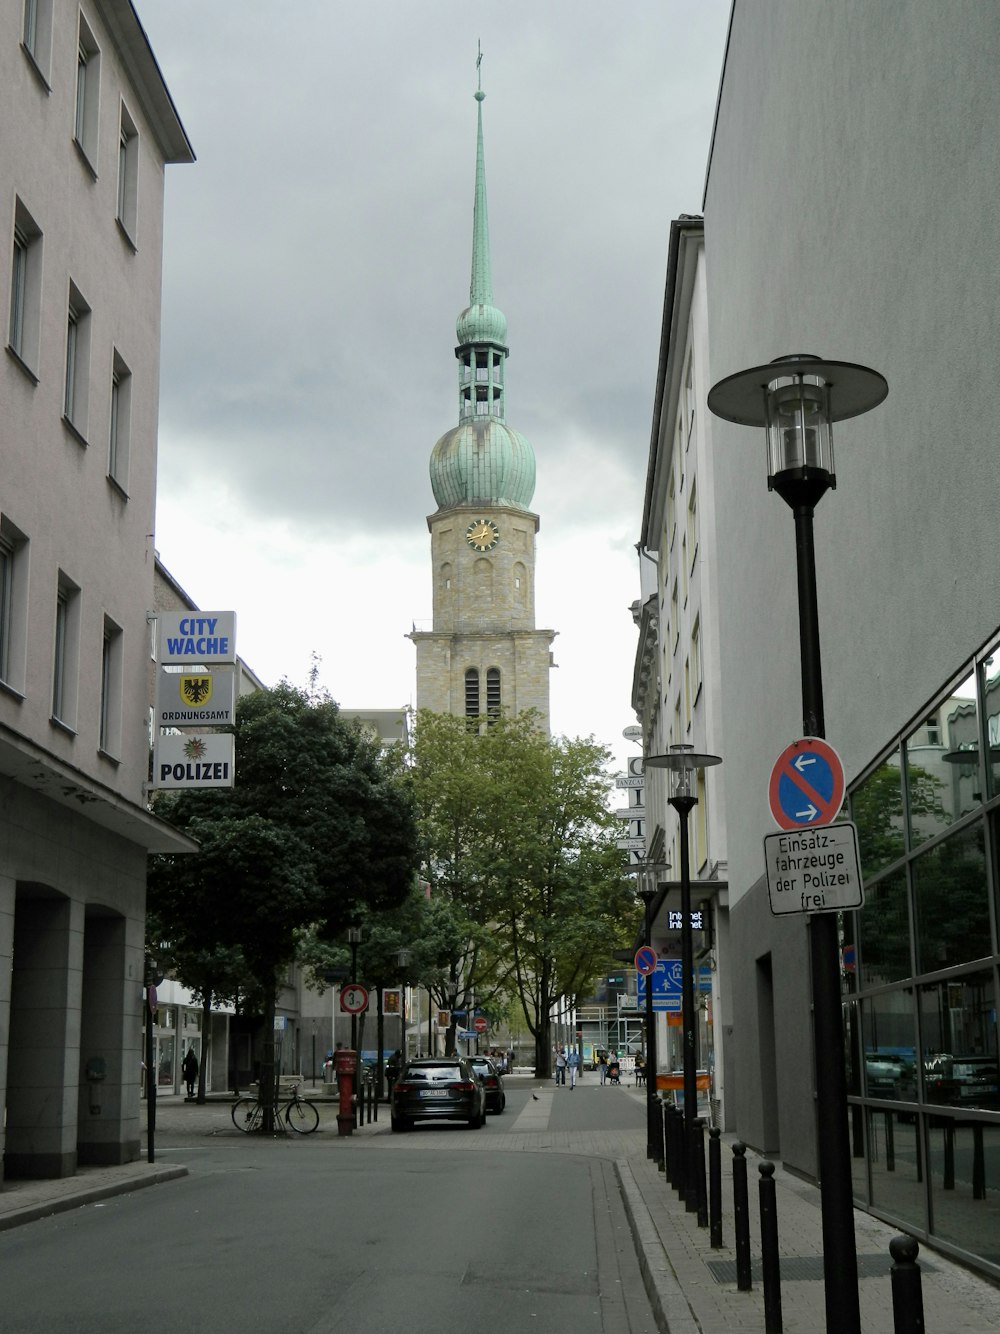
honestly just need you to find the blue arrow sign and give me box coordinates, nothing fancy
[637,961,713,1012]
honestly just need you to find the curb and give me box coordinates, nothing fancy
[0,1165,189,1232]
[615,1158,699,1334]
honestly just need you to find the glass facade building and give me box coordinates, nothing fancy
[847,640,1000,1275]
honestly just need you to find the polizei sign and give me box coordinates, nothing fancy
[155,666,236,727]
[763,821,864,916]
[155,733,235,789]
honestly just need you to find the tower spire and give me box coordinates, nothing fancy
[471,44,493,308]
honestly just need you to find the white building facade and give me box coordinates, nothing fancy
[701,0,1000,1276]
[1,1,193,1176]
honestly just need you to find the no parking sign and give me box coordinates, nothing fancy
[768,737,845,830]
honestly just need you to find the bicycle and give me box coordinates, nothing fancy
[231,1082,320,1135]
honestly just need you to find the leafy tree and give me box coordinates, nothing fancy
[148,682,418,1120]
[409,709,632,1074]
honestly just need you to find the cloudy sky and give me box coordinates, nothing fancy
[138,1,731,771]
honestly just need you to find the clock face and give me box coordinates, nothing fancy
[466,518,500,552]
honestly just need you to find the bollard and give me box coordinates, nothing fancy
[733,1141,752,1291]
[889,1234,925,1334]
[759,1161,783,1332]
[709,1125,725,1248]
[709,1127,723,1248]
[695,1118,709,1227]
[668,1106,682,1192]
[673,1107,687,1201]
[662,1101,673,1186]
[334,1047,357,1137]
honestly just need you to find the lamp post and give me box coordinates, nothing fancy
[347,926,363,1051]
[635,863,669,1163]
[708,353,887,1333]
[647,746,721,1214]
[396,948,410,1060]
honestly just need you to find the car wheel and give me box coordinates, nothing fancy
[391,1114,410,1133]
[498,1095,505,1113]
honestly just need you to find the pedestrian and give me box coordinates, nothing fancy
[181,1047,198,1098]
[554,1046,567,1085]
[567,1047,580,1089]
[598,1051,608,1085]
[386,1048,402,1094]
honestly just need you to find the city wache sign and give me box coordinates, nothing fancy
[152,611,237,790]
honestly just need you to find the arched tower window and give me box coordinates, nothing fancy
[486,667,501,721]
[465,668,480,719]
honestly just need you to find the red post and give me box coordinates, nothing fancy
[335,1048,357,1137]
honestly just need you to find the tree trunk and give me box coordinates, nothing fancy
[376,980,385,1098]
[260,982,277,1134]
[197,989,212,1103]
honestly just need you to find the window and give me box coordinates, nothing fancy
[486,667,501,720]
[464,667,479,719]
[108,351,131,491]
[21,0,52,82]
[687,479,699,569]
[0,518,28,693]
[63,282,91,436]
[117,102,139,242]
[74,15,100,171]
[51,573,80,729]
[8,199,42,374]
[667,472,676,550]
[685,354,696,443]
[691,617,703,706]
[99,617,123,758]
[670,581,679,651]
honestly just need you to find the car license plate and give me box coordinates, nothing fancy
[420,1089,449,1098]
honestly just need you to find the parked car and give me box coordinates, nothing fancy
[863,1052,915,1100]
[924,1053,999,1108]
[469,1056,506,1113]
[390,1057,486,1132]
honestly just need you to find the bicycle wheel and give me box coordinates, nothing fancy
[232,1098,263,1133]
[284,1098,320,1134]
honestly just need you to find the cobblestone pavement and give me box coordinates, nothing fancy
[2,1082,998,1332]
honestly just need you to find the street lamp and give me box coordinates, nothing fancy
[708,352,887,1333]
[347,926,363,1051]
[646,745,721,1216]
[396,948,410,1060]
[634,862,669,1164]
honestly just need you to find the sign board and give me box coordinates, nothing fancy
[437,1010,451,1028]
[637,960,713,1012]
[764,821,864,915]
[157,610,237,665]
[615,805,646,820]
[151,733,235,789]
[473,1015,488,1034]
[340,985,369,1014]
[768,736,845,829]
[382,989,401,1015]
[622,725,643,741]
[635,945,658,976]
[156,666,236,728]
[616,837,647,851]
[615,776,645,789]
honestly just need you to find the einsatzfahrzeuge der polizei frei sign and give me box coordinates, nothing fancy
[151,611,237,790]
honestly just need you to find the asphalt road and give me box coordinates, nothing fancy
[0,1081,658,1334]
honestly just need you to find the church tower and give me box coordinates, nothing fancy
[410,70,555,730]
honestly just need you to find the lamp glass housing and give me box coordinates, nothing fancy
[764,373,834,488]
[669,743,695,799]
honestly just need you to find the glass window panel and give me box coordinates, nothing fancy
[919,968,997,1106]
[867,1109,927,1230]
[905,682,978,848]
[858,871,911,987]
[927,1118,1000,1262]
[860,990,917,1101]
[914,825,991,974]
[980,646,1000,800]
[851,754,905,875]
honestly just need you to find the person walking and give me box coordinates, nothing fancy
[597,1051,609,1085]
[567,1047,580,1089]
[181,1047,198,1098]
[554,1046,567,1085]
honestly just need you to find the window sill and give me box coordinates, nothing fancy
[5,343,39,385]
[97,746,120,767]
[62,414,88,448]
[72,136,98,181]
[107,473,129,502]
[0,678,25,704]
[20,42,51,92]
[50,715,77,738]
[115,216,137,253]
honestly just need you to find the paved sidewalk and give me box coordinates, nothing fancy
[1,1086,998,1333]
